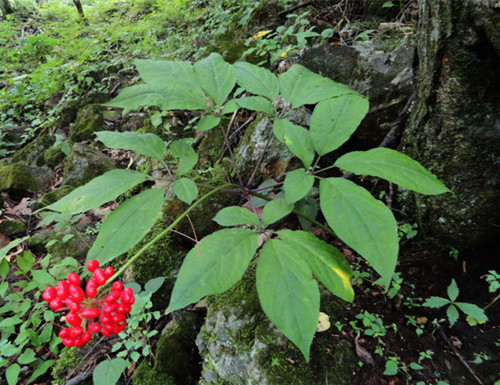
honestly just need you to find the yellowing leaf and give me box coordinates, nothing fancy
[280,47,292,59]
[253,30,273,40]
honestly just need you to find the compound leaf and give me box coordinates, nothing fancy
[44,169,149,215]
[283,169,314,203]
[87,188,165,264]
[233,62,279,100]
[236,96,275,115]
[335,148,450,195]
[173,178,198,205]
[310,94,369,155]
[194,52,236,106]
[273,119,314,169]
[167,228,259,312]
[196,115,220,131]
[262,198,293,227]
[170,139,198,176]
[96,131,166,161]
[320,178,398,287]
[256,239,319,360]
[213,206,259,227]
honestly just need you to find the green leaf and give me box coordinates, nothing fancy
[87,188,165,265]
[236,96,274,115]
[278,64,352,108]
[423,296,450,308]
[319,178,398,287]
[104,84,172,113]
[213,206,259,227]
[0,317,23,327]
[96,131,166,161]
[196,115,221,131]
[409,362,423,370]
[0,236,29,261]
[135,59,202,92]
[233,62,279,100]
[447,304,459,326]
[173,178,198,205]
[194,52,236,106]
[167,228,259,312]
[170,139,199,176]
[310,94,369,155]
[262,198,293,227]
[277,230,354,302]
[0,259,9,279]
[447,279,459,302]
[43,169,149,215]
[16,251,35,273]
[273,119,314,169]
[221,99,240,115]
[296,198,318,231]
[256,239,319,360]
[31,270,56,286]
[92,358,128,385]
[17,348,36,365]
[383,360,398,376]
[6,363,20,385]
[456,302,488,324]
[334,148,450,195]
[283,169,314,203]
[144,276,165,295]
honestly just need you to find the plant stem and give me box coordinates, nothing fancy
[484,292,500,310]
[104,183,232,287]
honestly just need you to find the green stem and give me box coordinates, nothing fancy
[104,183,232,287]
[484,292,500,310]
[249,191,337,238]
[314,163,337,175]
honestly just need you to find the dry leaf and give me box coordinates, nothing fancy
[316,312,331,332]
[354,332,375,366]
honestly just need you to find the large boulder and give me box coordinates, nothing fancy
[63,143,114,187]
[0,163,52,197]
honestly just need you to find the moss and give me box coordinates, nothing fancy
[51,347,82,385]
[132,359,176,385]
[38,185,74,208]
[69,104,107,142]
[0,163,40,196]
[44,143,66,168]
[0,219,26,235]
[63,143,115,187]
[12,133,55,166]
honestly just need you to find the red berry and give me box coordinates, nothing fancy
[112,313,125,324]
[58,328,70,338]
[68,301,81,312]
[67,272,81,286]
[70,326,83,338]
[74,337,85,348]
[112,281,123,292]
[121,304,132,314]
[66,311,82,327]
[56,281,69,300]
[89,322,101,333]
[81,308,101,319]
[105,292,120,304]
[62,337,75,347]
[93,268,107,286]
[42,286,57,302]
[103,266,114,279]
[86,279,98,298]
[49,298,63,310]
[100,315,112,324]
[101,329,112,338]
[102,303,117,315]
[104,323,114,332]
[87,260,99,272]
[68,284,84,303]
[81,331,92,344]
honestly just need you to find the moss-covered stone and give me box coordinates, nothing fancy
[28,228,92,262]
[69,104,107,142]
[153,311,200,382]
[63,143,114,187]
[197,267,357,385]
[132,359,176,385]
[0,163,46,197]
[0,219,26,236]
[11,133,55,166]
[44,143,66,168]
[51,347,83,385]
[38,185,74,208]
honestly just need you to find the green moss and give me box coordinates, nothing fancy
[63,143,115,187]
[0,163,39,196]
[12,133,55,166]
[69,104,106,142]
[51,347,82,385]
[44,143,66,168]
[0,219,26,235]
[132,359,176,385]
[38,185,74,208]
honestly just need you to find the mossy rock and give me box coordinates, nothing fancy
[0,163,52,197]
[0,219,26,236]
[38,185,74,209]
[51,347,83,385]
[63,143,114,187]
[132,359,176,385]
[12,133,55,166]
[153,311,201,382]
[196,267,357,385]
[44,143,67,168]
[28,228,93,262]
[69,104,107,142]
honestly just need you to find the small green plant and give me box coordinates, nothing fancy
[384,354,423,377]
[423,279,488,327]
[484,270,499,293]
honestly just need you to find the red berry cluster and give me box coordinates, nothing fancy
[42,260,135,347]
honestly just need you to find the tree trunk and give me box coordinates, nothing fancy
[72,0,87,22]
[400,0,500,249]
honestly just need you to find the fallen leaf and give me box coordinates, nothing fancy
[316,312,331,332]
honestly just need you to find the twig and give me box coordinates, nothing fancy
[219,111,243,186]
[64,370,93,385]
[437,328,485,385]
[277,0,312,16]
[246,131,274,188]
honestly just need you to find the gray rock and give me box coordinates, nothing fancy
[63,143,114,187]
